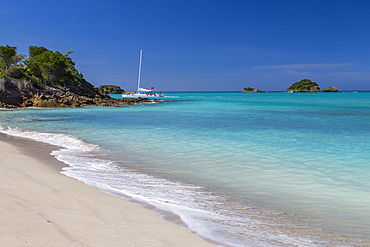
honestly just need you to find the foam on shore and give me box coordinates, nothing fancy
[0,126,331,246]
[0,131,215,246]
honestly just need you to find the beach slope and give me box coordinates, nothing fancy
[0,135,214,247]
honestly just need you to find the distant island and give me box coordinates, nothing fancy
[286,79,320,92]
[322,86,341,92]
[286,79,341,92]
[0,45,148,108]
[241,87,264,93]
[240,79,342,93]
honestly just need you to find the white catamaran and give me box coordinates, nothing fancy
[122,50,164,99]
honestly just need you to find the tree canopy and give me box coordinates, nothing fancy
[242,87,255,92]
[0,45,83,89]
[241,86,264,92]
[24,46,82,88]
[0,45,25,77]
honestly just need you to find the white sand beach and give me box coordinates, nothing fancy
[0,134,214,247]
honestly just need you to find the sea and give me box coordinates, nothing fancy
[1,91,370,246]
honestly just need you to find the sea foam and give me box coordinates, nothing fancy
[0,125,321,246]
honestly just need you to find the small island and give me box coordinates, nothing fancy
[286,79,320,92]
[286,79,343,92]
[241,87,264,93]
[322,86,342,92]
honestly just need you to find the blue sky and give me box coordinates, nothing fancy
[2,0,370,91]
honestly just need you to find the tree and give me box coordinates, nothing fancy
[242,87,255,92]
[28,46,48,58]
[0,45,25,76]
[25,46,83,87]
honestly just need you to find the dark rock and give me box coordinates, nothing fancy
[0,77,151,108]
[0,78,35,106]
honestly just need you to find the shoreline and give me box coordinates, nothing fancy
[0,133,214,246]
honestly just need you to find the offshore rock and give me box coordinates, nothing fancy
[241,87,265,92]
[241,88,265,93]
[322,86,342,92]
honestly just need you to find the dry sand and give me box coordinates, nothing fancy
[0,134,214,246]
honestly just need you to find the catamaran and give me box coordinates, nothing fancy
[122,50,164,99]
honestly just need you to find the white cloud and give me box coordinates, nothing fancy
[327,71,370,81]
[252,63,353,70]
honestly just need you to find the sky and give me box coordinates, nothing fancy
[1,0,370,91]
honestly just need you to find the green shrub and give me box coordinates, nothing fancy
[287,79,320,92]
[322,87,339,92]
[97,85,120,90]
[242,87,255,92]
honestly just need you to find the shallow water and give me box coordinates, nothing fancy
[1,91,370,246]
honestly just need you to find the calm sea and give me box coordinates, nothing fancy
[1,91,370,246]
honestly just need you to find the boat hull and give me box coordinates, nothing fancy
[121,93,164,99]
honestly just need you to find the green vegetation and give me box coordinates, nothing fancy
[0,45,83,89]
[96,84,125,94]
[0,45,25,78]
[241,87,264,92]
[322,86,339,92]
[242,87,255,92]
[97,85,120,91]
[287,79,320,92]
[24,46,83,88]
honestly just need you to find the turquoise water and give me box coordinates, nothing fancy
[1,91,370,246]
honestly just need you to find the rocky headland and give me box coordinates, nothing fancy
[0,45,150,109]
[0,77,149,109]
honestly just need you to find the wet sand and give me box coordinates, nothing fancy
[0,133,214,246]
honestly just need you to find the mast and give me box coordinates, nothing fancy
[137,50,143,92]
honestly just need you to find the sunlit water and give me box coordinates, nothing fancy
[1,91,370,246]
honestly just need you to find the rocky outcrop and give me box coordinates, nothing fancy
[0,78,35,106]
[0,77,150,108]
[65,79,101,98]
[20,89,149,108]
